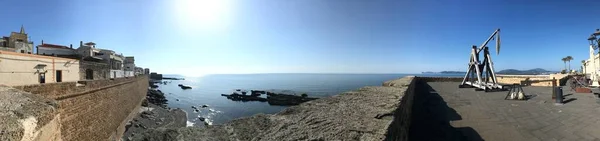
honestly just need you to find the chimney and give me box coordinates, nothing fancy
[41,40,44,45]
[80,41,83,47]
[70,44,73,49]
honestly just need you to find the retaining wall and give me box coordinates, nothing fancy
[383,76,416,141]
[0,86,62,141]
[496,74,571,86]
[12,76,148,141]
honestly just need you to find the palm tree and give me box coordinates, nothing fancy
[566,56,573,71]
[562,57,567,71]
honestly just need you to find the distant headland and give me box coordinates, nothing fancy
[421,71,466,74]
[423,68,556,75]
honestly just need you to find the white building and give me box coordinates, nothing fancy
[583,53,599,75]
[134,67,144,76]
[37,42,76,57]
[98,49,125,78]
[76,41,103,60]
[124,56,135,77]
[73,41,127,78]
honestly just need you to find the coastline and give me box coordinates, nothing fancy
[131,76,414,140]
[122,87,187,140]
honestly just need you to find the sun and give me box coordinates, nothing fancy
[173,0,233,31]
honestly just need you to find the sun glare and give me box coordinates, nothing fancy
[173,0,233,31]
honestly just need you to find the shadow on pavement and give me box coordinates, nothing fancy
[409,81,484,141]
[563,98,577,104]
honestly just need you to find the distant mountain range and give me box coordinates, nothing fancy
[422,68,556,75]
[496,68,555,75]
[421,71,466,74]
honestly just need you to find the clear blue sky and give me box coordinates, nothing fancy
[1,0,597,76]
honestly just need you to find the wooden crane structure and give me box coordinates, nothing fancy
[459,29,504,91]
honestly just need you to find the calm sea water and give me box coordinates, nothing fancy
[157,73,462,126]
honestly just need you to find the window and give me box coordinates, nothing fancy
[20,50,24,53]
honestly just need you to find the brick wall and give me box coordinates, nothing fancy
[13,76,148,141]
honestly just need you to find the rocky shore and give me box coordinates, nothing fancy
[122,89,187,141]
[131,77,413,141]
[221,90,319,106]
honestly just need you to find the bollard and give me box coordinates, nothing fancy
[552,77,556,100]
[555,86,563,104]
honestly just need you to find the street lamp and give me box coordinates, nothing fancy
[588,35,597,45]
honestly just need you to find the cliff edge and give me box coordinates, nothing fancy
[133,76,415,141]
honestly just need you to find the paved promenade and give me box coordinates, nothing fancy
[410,81,600,141]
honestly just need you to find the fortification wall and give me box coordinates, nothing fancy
[382,76,416,141]
[0,86,62,141]
[12,76,148,141]
[496,74,571,86]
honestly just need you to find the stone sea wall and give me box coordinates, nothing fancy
[0,86,61,141]
[134,76,421,141]
[496,74,571,86]
[382,76,417,140]
[12,76,148,141]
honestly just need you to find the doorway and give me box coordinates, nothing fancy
[56,70,62,82]
[39,73,45,84]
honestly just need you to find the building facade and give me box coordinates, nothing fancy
[37,42,77,58]
[0,26,33,54]
[76,41,103,61]
[97,49,125,78]
[79,60,110,80]
[124,56,135,77]
[0,50,80,86]
[134,67,144,76]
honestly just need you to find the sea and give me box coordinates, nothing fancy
[156,73,462,127]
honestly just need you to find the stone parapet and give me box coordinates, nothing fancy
[0,86,61,141]
[10,76,148,141]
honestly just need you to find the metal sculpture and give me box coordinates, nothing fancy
[459,29,504,91]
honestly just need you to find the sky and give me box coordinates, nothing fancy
[1,0,599,76]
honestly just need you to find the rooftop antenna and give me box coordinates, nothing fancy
[459,29,504,91]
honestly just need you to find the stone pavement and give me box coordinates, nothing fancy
[409,81,600,141]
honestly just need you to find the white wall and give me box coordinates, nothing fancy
[110,70,125,78]
[124,71,134,77]
[0,51,80,86]
[38,47,75,56]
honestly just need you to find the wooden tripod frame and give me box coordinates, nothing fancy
[459,29,504,91]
